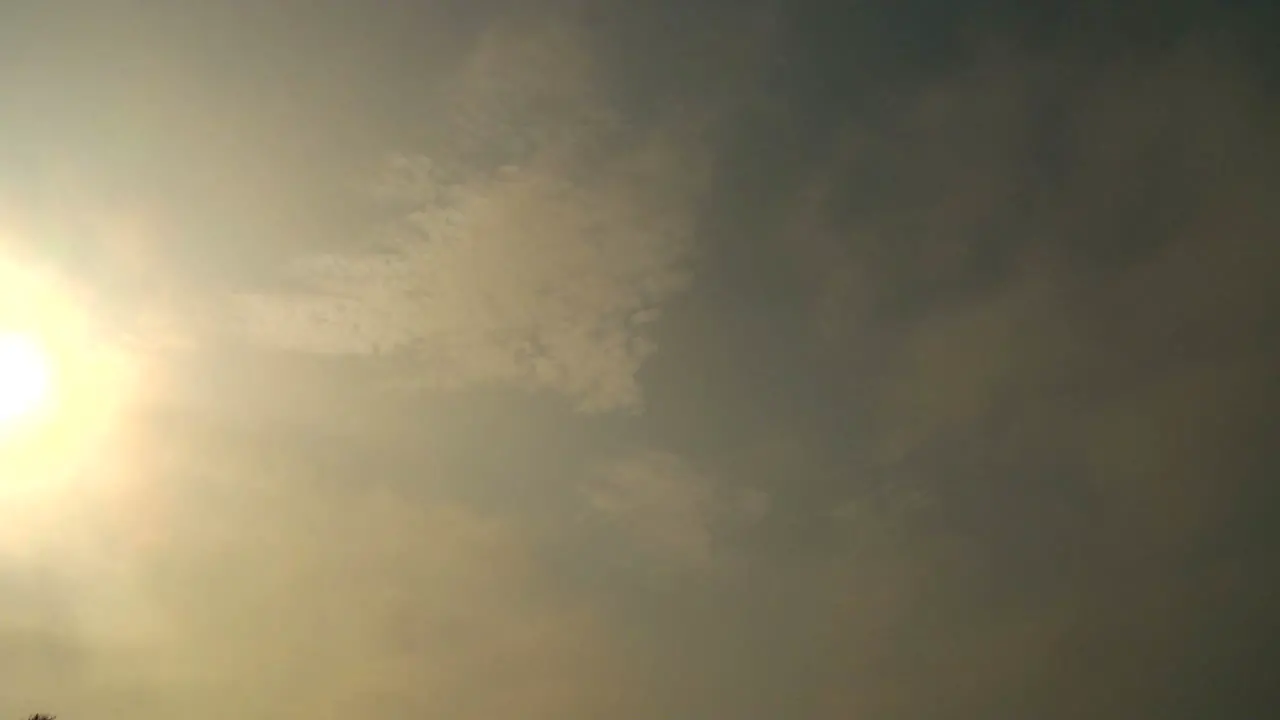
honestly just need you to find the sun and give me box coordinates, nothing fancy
[0,251,141,505]
[0,331,54,425]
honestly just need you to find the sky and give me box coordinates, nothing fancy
[1,1,1278,718]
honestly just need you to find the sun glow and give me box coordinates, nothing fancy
[0,252,140,512]
[0,332,54,425]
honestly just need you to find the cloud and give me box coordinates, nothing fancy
[233,18,707,414]
[587,450,769,572]
[780,38,1280,718]
[8,4,1277,719]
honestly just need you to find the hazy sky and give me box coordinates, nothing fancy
[1,1,1278,718]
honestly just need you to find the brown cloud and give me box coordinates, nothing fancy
[235,18,709,414]
[587,450,770,572]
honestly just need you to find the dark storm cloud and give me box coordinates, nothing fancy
[774,34,1280,720]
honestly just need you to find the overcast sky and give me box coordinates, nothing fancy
[1,1,1278,718]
